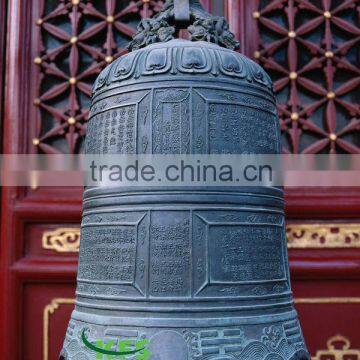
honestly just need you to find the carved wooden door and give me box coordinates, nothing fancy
[0,1,359,359]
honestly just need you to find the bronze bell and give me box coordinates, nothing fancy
[61,0,310,359]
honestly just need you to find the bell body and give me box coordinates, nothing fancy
[61,39,309,360]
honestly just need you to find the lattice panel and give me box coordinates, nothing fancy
[34,0,359,154]
[33,0,166,153]
[254,0,360,153]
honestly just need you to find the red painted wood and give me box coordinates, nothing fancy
[285,187,360,218]
[23,284,75,360]
[0,0,7,152]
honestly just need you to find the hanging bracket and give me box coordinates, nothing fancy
[174,0,190,26]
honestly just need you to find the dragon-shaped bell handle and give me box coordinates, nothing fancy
[128,0,240,51]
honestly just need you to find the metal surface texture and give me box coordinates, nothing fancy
[60,1,310,359]
[174,0,190,25]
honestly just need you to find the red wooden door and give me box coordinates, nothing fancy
[0,1,359,359]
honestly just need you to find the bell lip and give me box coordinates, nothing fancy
[289,349,311,360]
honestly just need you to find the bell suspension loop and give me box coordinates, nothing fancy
[174,0,190,27]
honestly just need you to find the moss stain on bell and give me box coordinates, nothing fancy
[60,1,310,359]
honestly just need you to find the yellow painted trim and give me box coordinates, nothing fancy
[42,228,80,253]
[43,298,75,360]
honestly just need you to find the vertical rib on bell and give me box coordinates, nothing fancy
[60,2,310,359]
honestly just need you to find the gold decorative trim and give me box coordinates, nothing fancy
[42,228,81,253]
[43,298,75,360]
[312,335,360,360]
[295,298,360,359]
[287,223,360,248]
[43,297,360,359]
[295,297,360,304]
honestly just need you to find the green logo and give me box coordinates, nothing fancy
[81,328,151,360]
